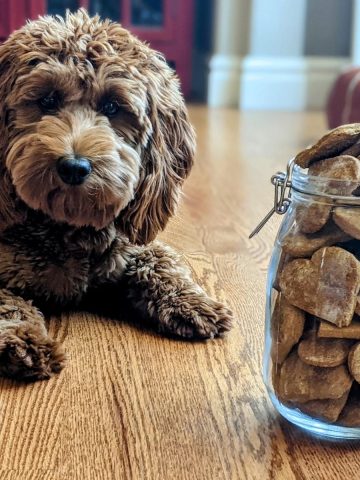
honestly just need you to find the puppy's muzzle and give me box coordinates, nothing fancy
[56,157,92,186]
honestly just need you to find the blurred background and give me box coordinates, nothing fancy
[1,0,360,125]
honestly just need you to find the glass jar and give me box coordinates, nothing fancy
[262,158,360,439]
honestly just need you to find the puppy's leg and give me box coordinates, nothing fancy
[0,289,65,381]
[124,242,233,339]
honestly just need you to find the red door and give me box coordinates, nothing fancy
[0,0,194,97]
[0,0,46,38]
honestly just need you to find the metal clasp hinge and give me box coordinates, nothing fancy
[249,158,295,239]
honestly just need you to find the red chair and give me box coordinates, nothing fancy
[327,67,360,128]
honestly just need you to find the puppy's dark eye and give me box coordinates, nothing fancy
[28,58,40,67]
[38,93,59,113]
[101,100,120,117]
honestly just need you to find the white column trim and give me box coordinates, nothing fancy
[207,54,241,107]
[207,0,249,107]
[238,56,350,110]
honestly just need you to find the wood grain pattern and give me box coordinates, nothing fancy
[1,107,358,480]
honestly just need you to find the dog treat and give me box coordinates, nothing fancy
[280,247,360,327]
[318,319,360,339]
[298,333,353,367]
[295,203,331,234]
[278,352,352,403]
[273,252,292,291]
[309,155,360,193]
[295,156,360,234]
[348,343,360,383]
[271,294,305,364]
[282,224,350,258]
[333,208,360,240]
[337,387,360,427]
[297,391,350,423]
[295,124,360,168]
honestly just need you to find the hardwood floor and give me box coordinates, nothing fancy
[1,107,358,480]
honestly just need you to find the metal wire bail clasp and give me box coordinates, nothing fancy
[249,158,295,238]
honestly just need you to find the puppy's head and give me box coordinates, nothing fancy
[0,9,195,244]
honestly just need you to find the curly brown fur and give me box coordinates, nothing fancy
[0,10,233,381]
[0,289,65,380]
[125,243,233,338]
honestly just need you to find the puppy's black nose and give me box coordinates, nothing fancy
[56,157,92,186]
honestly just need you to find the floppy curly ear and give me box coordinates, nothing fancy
[0,37,26,229]
[119,55,196,245]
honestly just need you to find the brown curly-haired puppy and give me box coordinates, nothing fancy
[0,10,233,381]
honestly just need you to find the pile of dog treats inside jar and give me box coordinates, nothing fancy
[272,124,360,426]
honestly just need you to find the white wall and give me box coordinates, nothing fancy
[305,0,353,56]
[214,0,249,56]
[208,0,354,110]
[250,0,307,56]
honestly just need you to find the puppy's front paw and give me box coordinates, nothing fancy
[0,323,66,381]
[158,295,233,340]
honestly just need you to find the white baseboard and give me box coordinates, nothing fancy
[208,54,350,110]
[208,54,242,107]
